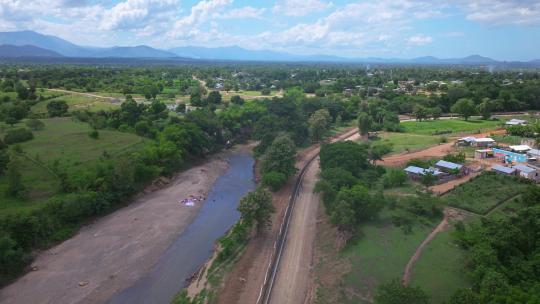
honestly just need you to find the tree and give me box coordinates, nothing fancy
[4,155,25,197]
[261,171,287,191]
[15,83,28,100]
[477,98,494,120]
[369,143,393,164]
[320,141,370,176]
[420,172,437,188]
[4,117,18,127]
[25,119,45,131]
[413,105,429,121]
[308,109,332,142]
[429,107,442,120]
[46,100,69,117]
[261,134,296,179]
[238,187,275,234]
[451,98,476,121]
[207,91,222,104]
[358,112,373,137]
[374,279,429,304]
[230,95,244,105]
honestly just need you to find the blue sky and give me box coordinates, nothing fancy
[1,0,539,60]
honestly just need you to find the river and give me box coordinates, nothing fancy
[107,151,255,304]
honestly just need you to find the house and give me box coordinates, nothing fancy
[456,137,476,146]
[493,148,528,163]
[435,160,463,173]
[527,149,540,162]
[475,149,494,159]
[510,145,531,153]
[512,164,539,181]
[473,138,496,148]
[404,166,444,180]
[505,119,528,126]
[492,164,517,175]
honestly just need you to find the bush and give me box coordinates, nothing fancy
[262,171,287,191]
[25,119,45,131]
[88,130,99,139]
[382,168,408,188]
[3,128,33,144]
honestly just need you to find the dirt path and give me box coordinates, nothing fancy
[430,172,481,195]
[0,147,249,304]
[402,214,449,286]
[269,157,321,304]
[214,128,358,304]
[45,89,145,103]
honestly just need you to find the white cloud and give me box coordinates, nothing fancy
[168,0,232,39]
[215,6,266,19]
[273,0,332,17]
[407,34,433,45]
[99,0,179,31]
[456,0,540,26]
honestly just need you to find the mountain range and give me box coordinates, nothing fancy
[0,30,538,65]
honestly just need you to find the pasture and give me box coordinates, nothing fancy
[373,132,441,155]
[0,117,145,212]
[444,172,529,214]
[401,119,501,135]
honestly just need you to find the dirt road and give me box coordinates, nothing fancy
[269,157,321,304]
[45,89,145,103]
[0,149,238,304]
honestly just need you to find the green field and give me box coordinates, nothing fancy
[32,95,121,114]
[373,132,441,154]
[0,117,145,212]
[340,210,436,304]
[444,173,529,214]
[401,119,501,135]
[409,228,471,304]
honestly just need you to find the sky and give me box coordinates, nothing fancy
[0,0,539,61]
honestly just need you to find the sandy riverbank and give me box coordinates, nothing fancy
[0,146,253,304]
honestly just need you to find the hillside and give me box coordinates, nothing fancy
[0,44,63,57]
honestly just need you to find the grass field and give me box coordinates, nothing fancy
[401,119,501,136]
[341,209,437,304]
[0,117,145,212]
[372,132,441,154]
[409,228,471,304]
[32,95,121,114]
[444,173,529,214]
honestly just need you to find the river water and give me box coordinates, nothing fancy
[107,151,255,304]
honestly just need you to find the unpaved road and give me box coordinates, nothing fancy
[269,157,321,304]
[45,89,145,103]
[0,150,235,304]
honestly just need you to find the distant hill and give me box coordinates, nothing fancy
[0,44,63,57]
[92,46,177,58]
[0,30,536,66]
[0,31,89,57]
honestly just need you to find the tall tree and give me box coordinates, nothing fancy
[358,112,373,138]
[451,98,477,121]
[375,279,430,304]
[261,134,296,178]
[238,187,275,234]
[308,109,332,142]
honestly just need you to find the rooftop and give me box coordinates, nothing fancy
[435,160,463,170]
[512,164,537,174]
[509,145,531,152]
[492,164,517,174]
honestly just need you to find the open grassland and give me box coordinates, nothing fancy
[444,173,529,214]
[0,117,145,212]
[409,228,471,304]
[401,119,501,136]
[32,95,121,114]
[340,209,436,303]
[373,132,441,155]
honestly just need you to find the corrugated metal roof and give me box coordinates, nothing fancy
[513,164,537,174]
[404,166,425,174]
[475,138,495,142]
[436,160,463,170]
[492,164,516,174]
[527,149,540,156]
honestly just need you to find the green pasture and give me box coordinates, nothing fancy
[401,119,501,136]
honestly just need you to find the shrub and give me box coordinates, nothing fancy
[262,171,287,191]
[25,119,45,131]
[382,168,408,188]
[3,128,33,144]
[88,129,99,139]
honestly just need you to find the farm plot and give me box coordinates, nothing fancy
[401,119,501,136]
[444,172,529,214]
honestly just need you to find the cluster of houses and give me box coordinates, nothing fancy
[457,135,540,182]
[404,160,468,184]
